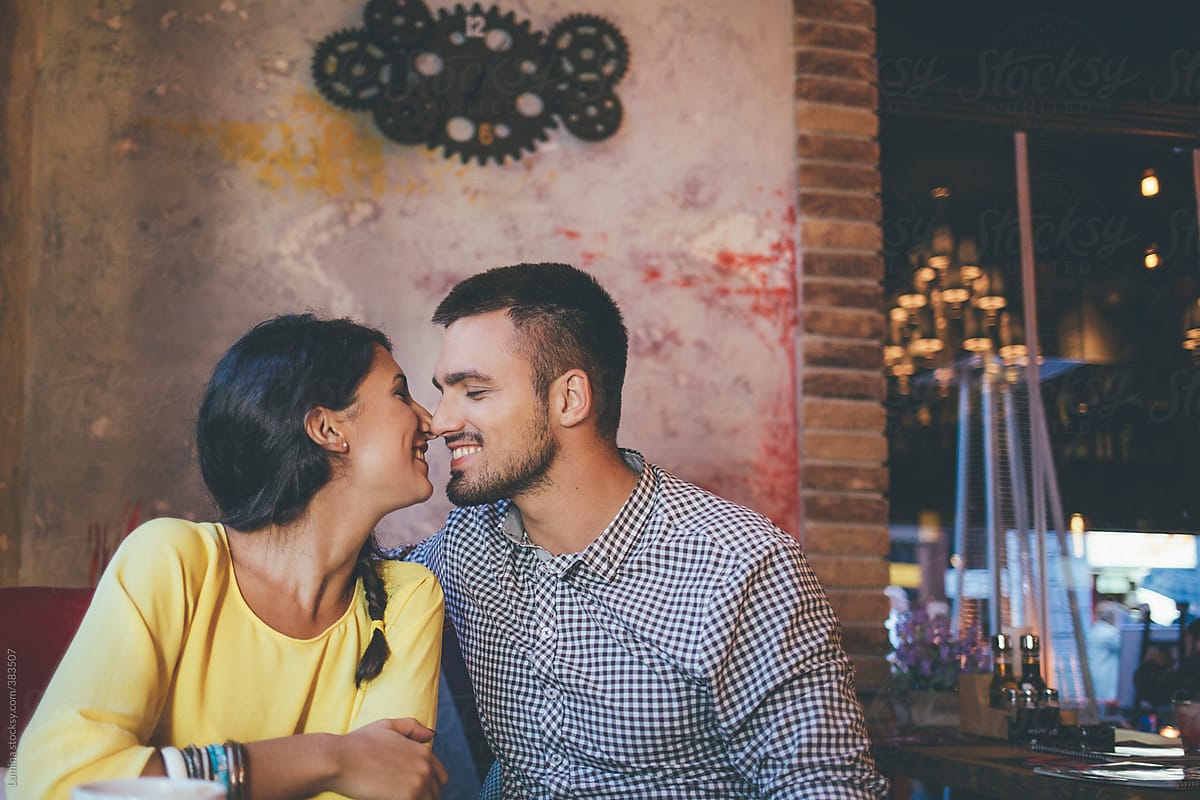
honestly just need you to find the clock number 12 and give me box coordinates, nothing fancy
[465,15,486,38]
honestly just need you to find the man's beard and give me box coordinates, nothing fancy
[446,413,559,506]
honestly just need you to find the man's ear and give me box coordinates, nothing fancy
[304,406,348,453]
[550,369,592,428]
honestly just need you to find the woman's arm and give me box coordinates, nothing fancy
[139,719,447,800]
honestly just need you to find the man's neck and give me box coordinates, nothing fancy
[513,446,640,556]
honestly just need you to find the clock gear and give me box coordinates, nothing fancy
[312,3,629,164]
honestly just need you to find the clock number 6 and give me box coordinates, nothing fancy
[478,123,494,145]
[465,15,486,38]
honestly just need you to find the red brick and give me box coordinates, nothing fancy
[826,588,891,623]
[793,20,875,52]
[803,491,888,524]
[803,338,882,369]
[803,431,888,463]
[840,621,892,653]
[803,368,885,400]
[795,101,879,137]
[803,398,886,431]
[798,190,880,220]
[809,555,889,588]
[804,522,890,556]
[802,279,882,310]
[801,219,881,250]
[794,75,878,108]
[804,463,889,492]
[793,0,876,29]
[801,251,884,280]
[794,50,877,83]
[797,162,881,193]
[802,308,884,339]
[795,133,879,163]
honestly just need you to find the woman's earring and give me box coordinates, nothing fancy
[342,440,349,451]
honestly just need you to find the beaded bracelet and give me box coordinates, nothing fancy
[159,746,187,780]
[181,744,204,780]
[223,740,247,800]
[174,740,247,798]
[206,743,230,790]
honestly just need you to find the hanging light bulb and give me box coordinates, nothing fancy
[928,186,954,270]
[885,315,908,366]
[998,310,1027,365]
[897,286,928,311]
[1141,168,1159,197]
[910,246,936,288]
[1144,244,1160,269]
[974,266,1008,312]
[1183,298,1200,342]
[962,306,992,353]
[957,237,983,282]
[908,305,945,358]
[940,263,971,307]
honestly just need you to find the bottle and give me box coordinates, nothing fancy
[989,633,1020,709]
[1019,633,1048,696]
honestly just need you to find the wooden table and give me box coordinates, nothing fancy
[873,735,1191,800]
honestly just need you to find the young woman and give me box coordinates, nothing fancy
[14,314,447,799]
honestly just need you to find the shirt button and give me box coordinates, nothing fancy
[549,753,564,768]
[540,625,554,640]
[545,686,560,700]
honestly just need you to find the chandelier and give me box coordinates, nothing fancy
[885,187,1029,394]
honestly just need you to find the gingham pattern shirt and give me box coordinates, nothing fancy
[400,451,887,798]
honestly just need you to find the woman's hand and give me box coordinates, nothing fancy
[330,718,449,800]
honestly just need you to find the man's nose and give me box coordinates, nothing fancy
[431,397,461,439]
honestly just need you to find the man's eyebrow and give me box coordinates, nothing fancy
[433,369,491,391]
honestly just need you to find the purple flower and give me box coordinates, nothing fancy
[889,609,992,692]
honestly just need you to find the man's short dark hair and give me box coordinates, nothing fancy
[433,263,628,442]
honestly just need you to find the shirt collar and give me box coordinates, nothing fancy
[497,449,657,581]
[581,449,657,581]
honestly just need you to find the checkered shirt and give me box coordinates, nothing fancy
[398,451,888,798]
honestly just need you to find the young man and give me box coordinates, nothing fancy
[406,263,888,798]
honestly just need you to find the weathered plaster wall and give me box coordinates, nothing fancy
[4,0,800,586]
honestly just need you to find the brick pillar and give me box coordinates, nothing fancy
[0,1,37,586]
[793,0,890,690]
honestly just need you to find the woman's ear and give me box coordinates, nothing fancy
[305,407,348,453]
[551,369,592,428]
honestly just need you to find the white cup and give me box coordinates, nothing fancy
[72,777,226,799]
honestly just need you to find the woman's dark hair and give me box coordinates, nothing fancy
[196,312,394,686]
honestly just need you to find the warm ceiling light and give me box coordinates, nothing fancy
[975,266,1007,311]
[1144,245,1160,269]
[957,238,982,281]
[1070,513,1085,534]
[897,289,928,310]
[1141,168,1159,197]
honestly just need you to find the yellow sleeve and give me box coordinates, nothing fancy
[356,562,444,731]
[11,519,205,800]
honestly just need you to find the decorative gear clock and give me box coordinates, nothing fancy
[312,1,630,165]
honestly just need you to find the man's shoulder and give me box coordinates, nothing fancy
[648,462,799,562]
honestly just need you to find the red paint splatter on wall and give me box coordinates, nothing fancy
[556,228,582,240]
[652,205,801,532]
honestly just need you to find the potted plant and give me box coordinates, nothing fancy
[888,608,991,727]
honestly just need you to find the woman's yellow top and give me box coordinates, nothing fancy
[12,518,443,800]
